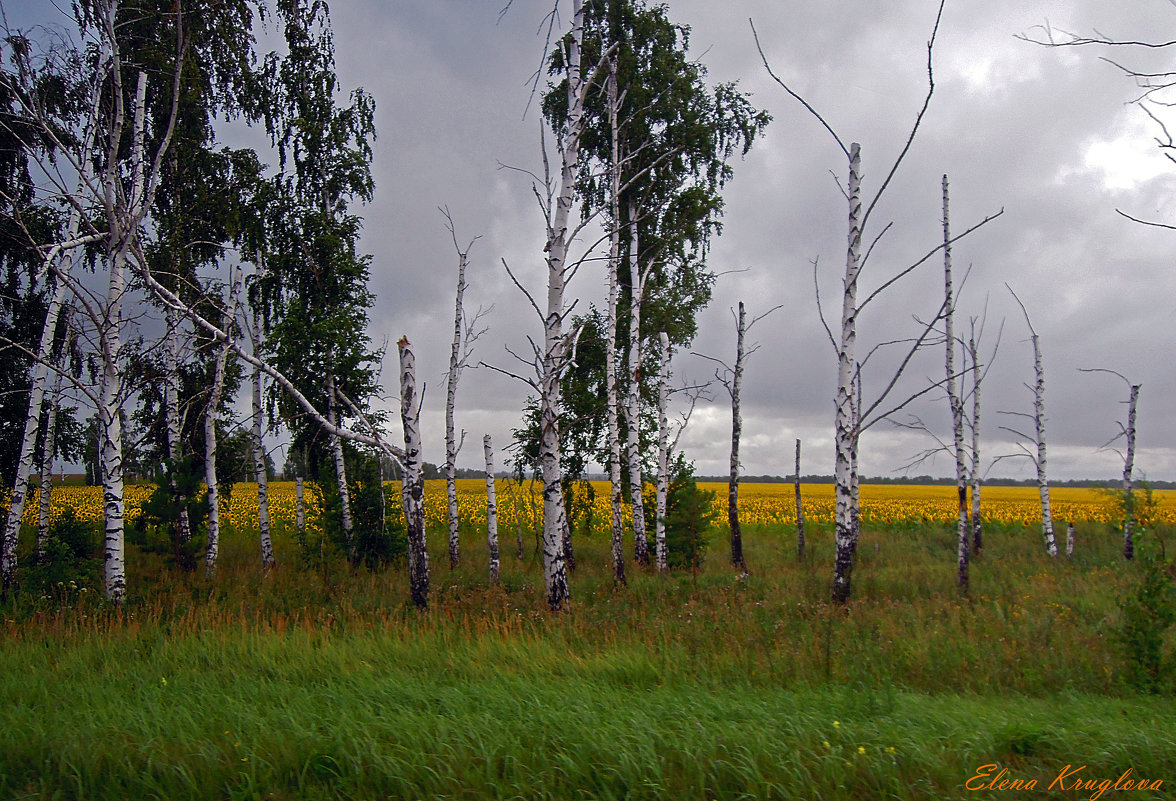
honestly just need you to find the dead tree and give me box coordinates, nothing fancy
[998,286,1056,556]
[695,301,780,573]
[794,439,805,560]
[753,1,1002,601]
[1079,368,1141,559]
[440,208,487,570]
[484,434,500,583]
[941,176,970,593]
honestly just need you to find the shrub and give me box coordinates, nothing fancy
[1117,531,1176,693]
[663,459,717,570]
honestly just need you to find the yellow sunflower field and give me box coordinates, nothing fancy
[15,478,1176,533]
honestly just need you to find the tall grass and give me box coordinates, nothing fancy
[2,500,1174,799]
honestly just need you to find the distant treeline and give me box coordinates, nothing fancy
[692,474,1176,490]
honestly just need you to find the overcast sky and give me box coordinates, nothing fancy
[15,0,1176,481]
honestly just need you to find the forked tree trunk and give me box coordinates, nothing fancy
[795,438,805,560]
[729,302,746,571]
[605,56,626,586]
[1123,383,1140,560]
[36,370,64,549]
[626,200,648,567]
[655,332,671,573]
[484,434,499,583]
[832,142,862,605]
[942,176,969,593]
[398,336,429,608]
[325,373,353,553]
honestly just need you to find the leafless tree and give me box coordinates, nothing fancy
[1079,367,1141,559]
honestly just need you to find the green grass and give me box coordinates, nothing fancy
[2,515,1175,799]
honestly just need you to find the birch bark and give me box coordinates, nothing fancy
[968,328,983,553]
[36,369,63,549]
[605,57,626,585]
[326,373,353,553]
[655,332,670,573]
[942,176,969,593]
[164,306,192,545]
[1,48,103,587]
[626,201,648,566]
[250,300,274,567]
[1123,383,1140,560]
[795,438,805,560]
[484,434,499,583]
[445,244,469,569]
[399,337,429,608]
[728,303,746,571]
[295,476,305,535]
[832,143,862,604]
[1028,329,1056,556]
[202,339,229,576]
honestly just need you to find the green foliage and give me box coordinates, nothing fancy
[129,456,206,571]
[1117,532,1176,693]
[21,509,101,603]
[662,458,717,569]
[315,449,405,571]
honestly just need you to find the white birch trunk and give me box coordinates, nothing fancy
[1123,383,1140,560]
[655,332,670,573]
[832,143,862,604]
[36,369,63,549]
[484,434,499,583]
[605,56,626,585]
[943,176,969,593]
[202,341,229,577]
[534,0,591,611]
[728,303,746,571]
[251,321,274,567]
[1066,521,1075,559]
[99,246,128,602]
[295,476,305,535]
[1,50,103,586]
[398,336,429,608]
[626,200,648,566]
[445,248,468,570]
[164,306,191,545]
[968,329,983,553]
[1030,330,1056,556]
[326,373,353,551]
[795,438,805,560]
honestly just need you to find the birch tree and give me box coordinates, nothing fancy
[398,336,428,609]
[794,438,805,560]
[941,176,969,593]
[998,287,1056,556]
[1080,368,1141,560]
[484,434,500,583]
[754,0,1003,601]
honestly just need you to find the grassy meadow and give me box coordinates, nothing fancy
[2,480,1175,799]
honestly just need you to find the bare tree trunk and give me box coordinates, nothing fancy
[1123,383,1140,560]
[729,302,746,571]
[1066,521,1075,559]
[295,476,305,535]
[795,438,805,560]
[968,327,983,553]
[325,373,353,554]
[942,176,969,593]
[399,336,429,609]
[202,341,229,577]
[36,370,63,549]
[100,247,128,602]
[1029,331,1056,556]
[605,56,626,586]
[164,306,191,546]
[484,434,499,583]
[626,200,648,567]
[444,243,469,570]
[655,331,671,573]
[1,53,103,588]
[832,143,862,604]
[251,328,273,568]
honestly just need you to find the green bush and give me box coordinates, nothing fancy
[22,508,101,603]
[663,459,717,570]
[1117,532,1176,693]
